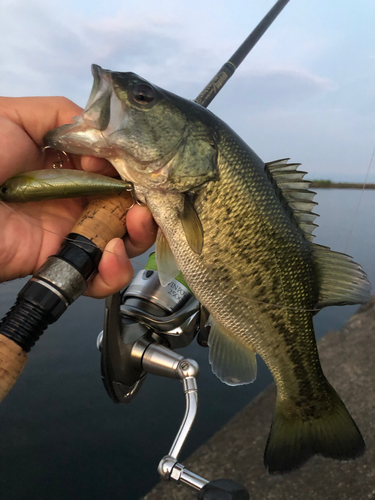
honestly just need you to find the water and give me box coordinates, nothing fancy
[0,189,374,500]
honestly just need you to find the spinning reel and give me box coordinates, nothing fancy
[97,254,250,500]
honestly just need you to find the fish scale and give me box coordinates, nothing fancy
[45,65,370,474]
[146,125,321,402]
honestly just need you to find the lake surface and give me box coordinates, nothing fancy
[0,189,374,500]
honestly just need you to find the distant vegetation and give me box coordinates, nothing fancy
[308,179,375,189]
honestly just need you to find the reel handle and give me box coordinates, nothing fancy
[0,191,133,401]
[197,479,250,500]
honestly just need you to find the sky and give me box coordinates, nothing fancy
[1,0,375,182]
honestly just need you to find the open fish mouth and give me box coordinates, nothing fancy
[44,65,129,158]
[43,65,190,186]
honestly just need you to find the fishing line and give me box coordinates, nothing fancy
[216,287,320,313]
[1,198,321,313]
[228,294,320,313]
[344,145,375,253]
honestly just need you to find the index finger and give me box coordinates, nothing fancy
[0,96,112,177]
[0,96,83,146]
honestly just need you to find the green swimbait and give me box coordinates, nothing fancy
[45,64,370,474]
[0,169,132,202]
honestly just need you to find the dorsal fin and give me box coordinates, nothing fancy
[265,159,318,241]
[311,243,371,308]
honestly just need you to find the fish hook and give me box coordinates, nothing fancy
[42,145,70,169]
[126,182,145,207]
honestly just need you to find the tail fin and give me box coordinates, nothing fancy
[264,386,365,474]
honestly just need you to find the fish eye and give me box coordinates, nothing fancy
[133,83,155,104]
[1,186,7,194]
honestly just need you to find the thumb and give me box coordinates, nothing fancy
[84,238,133,299]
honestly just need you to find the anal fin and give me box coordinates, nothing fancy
[207,316,257,386]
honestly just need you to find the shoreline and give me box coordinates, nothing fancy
[309,181,375,189]
[144,297,375,500]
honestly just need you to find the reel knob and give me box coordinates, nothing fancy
[197,479,250,500]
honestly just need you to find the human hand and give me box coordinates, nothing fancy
[0,96,157,297]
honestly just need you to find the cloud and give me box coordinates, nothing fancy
[223,67,335,109]
[1,0,374,183]
[0,0,222,103]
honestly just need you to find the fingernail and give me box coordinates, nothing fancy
[106,238,128,264]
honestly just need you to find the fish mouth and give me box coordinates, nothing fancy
[44,65,186,187]
[44,65,129,158]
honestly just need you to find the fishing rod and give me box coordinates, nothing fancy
[195,0,291,107]
[0,1,292,498]
[0,0,291,402]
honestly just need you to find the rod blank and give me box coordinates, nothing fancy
[195,0,291,108]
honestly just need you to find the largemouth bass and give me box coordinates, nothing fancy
[45,64,370,473]
[0,169,132,202]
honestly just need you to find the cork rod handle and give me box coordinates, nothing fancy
[0,335,28,400]
[71,191,133,251]
[0,191,133,401]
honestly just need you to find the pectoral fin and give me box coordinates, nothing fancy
[207,316,257,386]
[179,196,204,255]
[155,228,180,287]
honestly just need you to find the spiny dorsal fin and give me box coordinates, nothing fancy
[266,158,295,171]
[155,228,180,287]
[207,315,257,386]
[311,243,371,308]
[265,159,318,240]
[283,189,316,202]
[179,195,204,254]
